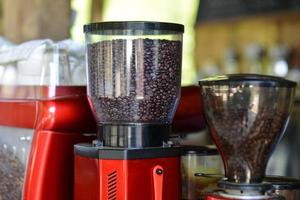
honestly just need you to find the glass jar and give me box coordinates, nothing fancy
[181,145,223,200]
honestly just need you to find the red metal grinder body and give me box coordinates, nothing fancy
[74,144,180,200]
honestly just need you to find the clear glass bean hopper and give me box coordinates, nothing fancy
[84,21,184,147]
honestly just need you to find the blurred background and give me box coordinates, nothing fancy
[1,0,300,88]
[0,0,299,177]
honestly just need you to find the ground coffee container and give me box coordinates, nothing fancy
[181,145,223,200]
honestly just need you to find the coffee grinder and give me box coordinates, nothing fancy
[74,21,184,200]
[199,74,297,200]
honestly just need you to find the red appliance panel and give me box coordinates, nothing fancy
[100,157,180,200]
[22,86,96,200]
[75,155,99,200]
[173,86,205,133]
[23,130,94,200]
[74,154,180,200]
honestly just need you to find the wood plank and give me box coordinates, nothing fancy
[3,0,71,43]
[91,0,103,22]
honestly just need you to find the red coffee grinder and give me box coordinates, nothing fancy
[74,21,184,200]
[199,74,297,200]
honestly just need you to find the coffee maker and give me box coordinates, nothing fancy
[74,21,184,200]
[0,26,207,199]
[198,74,297,200]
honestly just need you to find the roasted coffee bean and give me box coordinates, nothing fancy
[87,38,182,124]
[0,148,24,200]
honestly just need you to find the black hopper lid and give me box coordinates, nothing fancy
[84,21,185,33]
[199,74,297,88]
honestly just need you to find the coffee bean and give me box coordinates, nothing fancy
[0,147,24,199]
[87,38,182,124]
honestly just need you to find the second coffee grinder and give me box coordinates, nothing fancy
[199,74,297,200]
